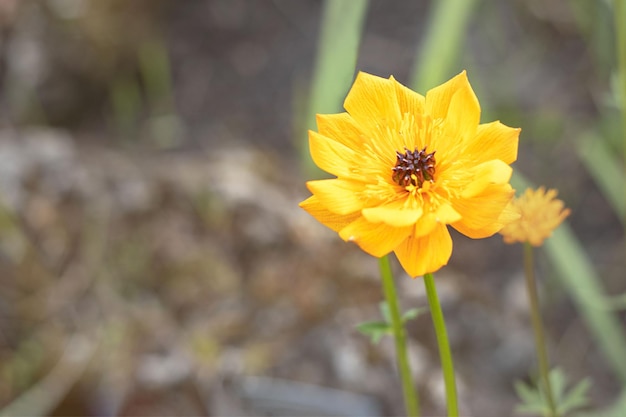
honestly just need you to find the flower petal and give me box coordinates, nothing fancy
[394,223,452,277]
[461,159,513,199]
[423,71,480,156]
[306,179,365,215]
[467,121,520,165]
[434,203,462,223]
[413,212,438,237]
[339,217,412,257]
[316,113,364,152]
[344,72,401,130]
[410,203,460,238]
[392,76,426,116]
[445,74,480,140]
[362,203,424,227]
[451,183,515,237]
[425,71,476,125]
[299,195,360,232]
[309,130,358,178]
[499,187,569,246]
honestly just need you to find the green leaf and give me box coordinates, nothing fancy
[357,303,424,344]
[355,321,392,344]
[379,301,392,324]
[549,368,567,403]
[576,131,626,224]
[410,0,479,91]
[544,222,626,382]
[300,0,369,176]
[401,307,426,323]
[514,381,550,415]
[559,378,591,415]
[515,403,550,415]
[514,369,591,417]
[514,380,543,406]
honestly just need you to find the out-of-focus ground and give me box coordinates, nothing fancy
[0,0,624,415]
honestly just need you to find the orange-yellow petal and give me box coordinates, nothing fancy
[461,159,513,199]
[299,195,360,232]
[425,71,477,126]
[338,217,412,257]
[361,198,424,227]
[412,212,438,237]
[408,203,460,238]
[392,76,426,116]
[460,202,522,238]
[467,121,520,165]
[308,130,358,178]
[316,113,364,152]
[451,183,515,238]
[394,223,452,277]
[306,179,365,215]
[444,74,480,141]
[344,72,401,131]
[434,202,463,223]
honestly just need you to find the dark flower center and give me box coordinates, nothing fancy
[392,147,436,187]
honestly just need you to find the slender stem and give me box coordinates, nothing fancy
[423,272,458,416]
[378,255,420,417]
[523,243,558,417]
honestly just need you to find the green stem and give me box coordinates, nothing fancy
[523,243,558,417]
[378,255,420,417]
[423,272,458,416]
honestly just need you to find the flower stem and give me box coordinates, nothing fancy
[523,243,558,417]
[423,272,458,416]
[378,255,420,417]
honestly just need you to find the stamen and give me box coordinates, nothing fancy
[392,146,436,188]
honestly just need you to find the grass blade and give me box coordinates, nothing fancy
[301,0,369,176]
[409,0,479,92]
[576,131,626,223]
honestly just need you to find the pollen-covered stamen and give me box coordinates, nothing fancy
[391,146,437,187]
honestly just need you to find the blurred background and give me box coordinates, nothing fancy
[0,0,624,415]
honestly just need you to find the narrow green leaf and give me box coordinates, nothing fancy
[110,75,142,138]
[401,307,426,323]
[548,368,566,403]
[545,225,626,382]
[515,403,550,415]
[138,39,173,108]
[514,380,541,405]
[301,0,369,176]
[379,301,392,324]
[356,321,392,344]
[576,131,626,224]
[559,378,591,414]
[409,0,479,92]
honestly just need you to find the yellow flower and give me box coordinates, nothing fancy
[500,187,570,247]
[300,71,520,277]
